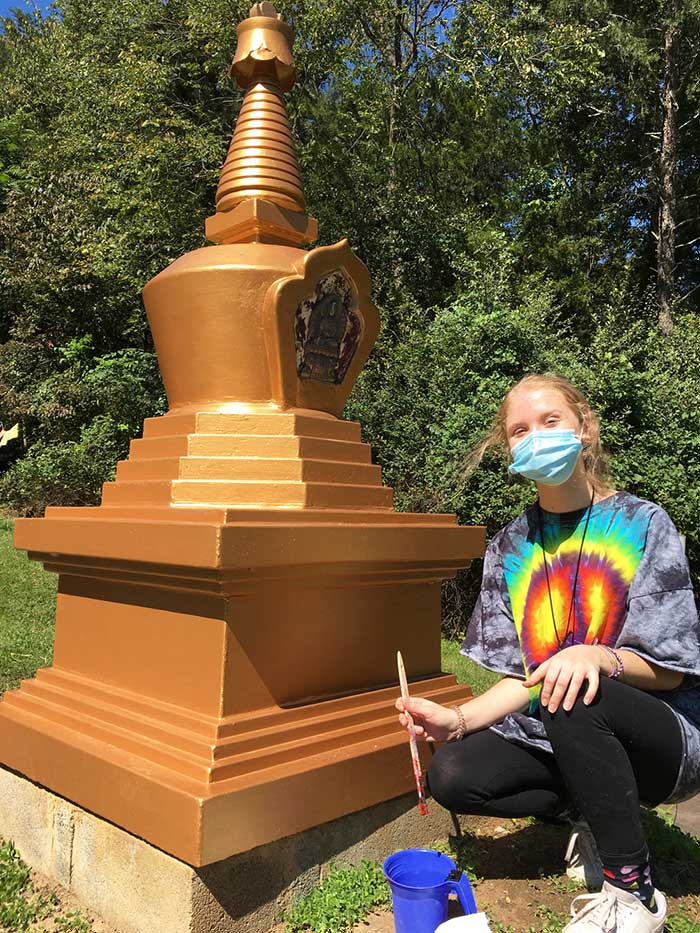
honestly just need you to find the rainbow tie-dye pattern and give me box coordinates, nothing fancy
[502,506,652,679]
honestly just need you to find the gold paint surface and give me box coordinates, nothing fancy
[1,394,486,864]
[215,81,306,215]
[0,670,469,865]
[207,2,315,245]
[232,11,296,91]
[144,243,302,410]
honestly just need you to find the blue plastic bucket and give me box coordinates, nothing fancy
[383,848,477,933]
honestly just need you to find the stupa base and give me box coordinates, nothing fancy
[0,664,470,865]
[0,765,459,933]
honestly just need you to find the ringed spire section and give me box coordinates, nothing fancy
[206,2,317,247]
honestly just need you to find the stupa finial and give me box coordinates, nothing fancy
[249,3,281,20]
[231,1,295,91]
[205,2,317,246]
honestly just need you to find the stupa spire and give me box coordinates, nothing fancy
[205,2,317,247]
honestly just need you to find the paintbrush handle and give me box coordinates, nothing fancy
[397,650,429,815]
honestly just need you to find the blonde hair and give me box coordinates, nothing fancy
[464,373,612,492]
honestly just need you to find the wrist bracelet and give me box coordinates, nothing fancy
[600,644,624,679]
[450,705,467,742]
[609,646,624,680]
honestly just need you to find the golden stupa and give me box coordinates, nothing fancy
[0,2,484,867]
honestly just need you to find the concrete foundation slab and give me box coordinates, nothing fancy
[0,764,458,933]
[675,795,700,837]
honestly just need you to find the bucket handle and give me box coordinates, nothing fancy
[447,868,477,915]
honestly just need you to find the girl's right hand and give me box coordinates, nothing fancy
[395,696,462,743]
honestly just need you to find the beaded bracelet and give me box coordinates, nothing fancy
[600,644,624,680]
[450,705,467,742]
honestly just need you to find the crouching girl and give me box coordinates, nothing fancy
[397,374,700,933]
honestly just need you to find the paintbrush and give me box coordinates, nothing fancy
[397,650,429,816]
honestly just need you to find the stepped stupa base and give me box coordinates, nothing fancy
[0,765,459,933]
[0,666,469,865]
[0,404,482,865]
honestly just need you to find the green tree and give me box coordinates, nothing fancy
[0,0,699,625]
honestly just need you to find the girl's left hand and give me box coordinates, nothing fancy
[523,644,610,713]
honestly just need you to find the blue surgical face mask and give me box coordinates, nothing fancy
[508,429,583,486]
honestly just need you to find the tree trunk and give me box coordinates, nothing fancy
[385,10,405,294]
[387,11,403,190]
[657,0,682,336]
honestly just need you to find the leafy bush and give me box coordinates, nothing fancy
[0,417,125,514]
[0,346,165,514]
[348,266,700,637]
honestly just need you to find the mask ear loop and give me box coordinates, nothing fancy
[577,422,591,477]
[576,409,590,448]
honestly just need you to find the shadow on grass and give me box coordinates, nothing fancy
[443,820,570,882]
[642,808,700,897]
[439,809,700,898]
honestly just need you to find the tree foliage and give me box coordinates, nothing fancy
[0,0,699,629]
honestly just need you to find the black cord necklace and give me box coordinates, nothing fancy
[537,488,595,650]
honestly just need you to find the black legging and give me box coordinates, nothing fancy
[427,677,684,866]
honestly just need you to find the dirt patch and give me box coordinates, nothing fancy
[349,814,700,933]
[22,868,120,932]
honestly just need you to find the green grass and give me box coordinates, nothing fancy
[0,840,92,931]
[667,913,700,932]
[0,519,57,695]
[441,638,502,695]
[279,808,700,932]
[283,861,391,932]
[641,807,700,896]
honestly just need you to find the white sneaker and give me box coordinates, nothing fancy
[563,881,667,932]
[565,820,604,889]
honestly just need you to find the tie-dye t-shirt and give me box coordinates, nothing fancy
[505,498,650,704]
[462,491,700,803]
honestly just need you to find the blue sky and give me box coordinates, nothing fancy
[0,0,51,19]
